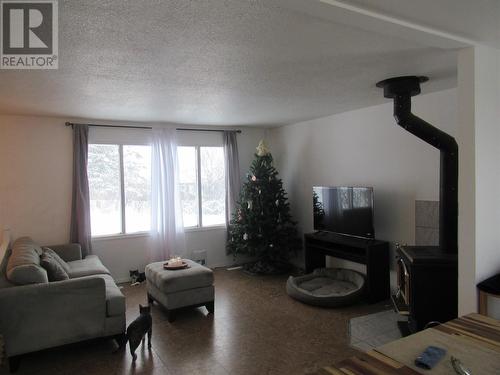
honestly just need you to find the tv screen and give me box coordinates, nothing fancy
[313,186,374,239]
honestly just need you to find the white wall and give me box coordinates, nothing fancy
[458,46,500,318]
[473,47,500,316]
[0,116,73,245]
[457,48,477,315]
[0,115,265,282]
[269,88,458,288]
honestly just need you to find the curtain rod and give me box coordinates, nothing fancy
[65,122,241,133]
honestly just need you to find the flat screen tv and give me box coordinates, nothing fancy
[313,186,375,239]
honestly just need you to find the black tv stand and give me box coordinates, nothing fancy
[304,232,390,303]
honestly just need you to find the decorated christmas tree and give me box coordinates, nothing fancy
[227,140,301,274]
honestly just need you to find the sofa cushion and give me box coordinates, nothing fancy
[67,255,111,278]
[145,259,214,294]
[42,247,70,273]
[78,274,125,317]
[7,238,43,269]
[6,237,48,285]
[40,253,69,281]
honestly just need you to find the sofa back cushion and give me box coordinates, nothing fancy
[6,237,48,285]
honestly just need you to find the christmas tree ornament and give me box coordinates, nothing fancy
[251,175,257,182]
[247,200,252,209]
[256,139,270,156]
[243,233,248,240]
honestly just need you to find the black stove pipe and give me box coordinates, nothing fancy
[376,76,458,254]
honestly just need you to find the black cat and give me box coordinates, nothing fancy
[124,304,152,361]
[130,270,146,286]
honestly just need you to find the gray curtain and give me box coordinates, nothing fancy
[70,124,92,257]
[223,131,240,237]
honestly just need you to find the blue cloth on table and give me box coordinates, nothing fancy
[415,346,447,370]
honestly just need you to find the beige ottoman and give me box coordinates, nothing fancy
[145,259,214,322]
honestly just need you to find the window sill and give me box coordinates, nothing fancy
[91,226,226,241]
[185,225,227,233]
[91,232,150,242]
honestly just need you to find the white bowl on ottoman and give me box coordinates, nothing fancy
[145,259,214,322]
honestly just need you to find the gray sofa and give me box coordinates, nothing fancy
[0,236,125,370]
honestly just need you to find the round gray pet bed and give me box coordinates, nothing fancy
[286,268,365,307]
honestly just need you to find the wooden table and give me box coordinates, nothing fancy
[316,313,500,375]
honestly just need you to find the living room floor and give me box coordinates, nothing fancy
[1,269,389,375]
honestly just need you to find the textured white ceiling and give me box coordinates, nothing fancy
[0,0,458,126]
[347,0,500,49]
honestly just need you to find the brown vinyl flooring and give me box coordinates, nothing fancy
[0,269,388,375]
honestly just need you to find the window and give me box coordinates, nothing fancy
[123,145,151,232]
[88,144,151,237]
[178,146,225,228]
[178,147,198,227]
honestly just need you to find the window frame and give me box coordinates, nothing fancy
[179,145,226,231]
[89,143,152,240]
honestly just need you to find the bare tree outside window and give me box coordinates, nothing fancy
[124,145,151,233]
[178,146,226,228]
[178,146,199,227]
[88,144,121,236]
[88,143,152,237]
[201,147,225,226]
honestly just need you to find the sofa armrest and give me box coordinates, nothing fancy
[0,277,106,356]
[46,243,82,261]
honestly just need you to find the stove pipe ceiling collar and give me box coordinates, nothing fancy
[376,76,458,254]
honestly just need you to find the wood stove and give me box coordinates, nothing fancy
[377,76,459,333]
[393,245,457,332]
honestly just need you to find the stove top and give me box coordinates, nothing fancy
[398,245,457,265]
